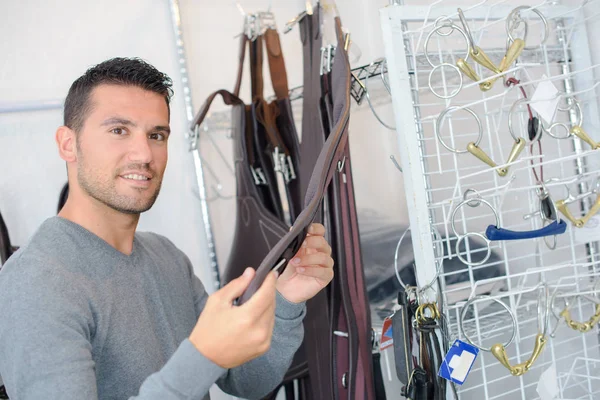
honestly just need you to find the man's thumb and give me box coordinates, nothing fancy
[220,267,254,301]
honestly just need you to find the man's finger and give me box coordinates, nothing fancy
[241,271,277,317]
[217,268,255,303]
[307,223,325,236]
[301,235,332,255]
[290,252,334,270]
[295,265,334,282]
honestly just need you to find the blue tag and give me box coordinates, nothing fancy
[438,339,479,385]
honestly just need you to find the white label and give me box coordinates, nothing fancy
[530,76,560,125]
[448,350,476,382]
[575,215,600,244]
[537,365,559,400]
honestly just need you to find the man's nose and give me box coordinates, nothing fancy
[128,132,153,164]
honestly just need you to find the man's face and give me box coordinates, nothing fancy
[74,84,170,214]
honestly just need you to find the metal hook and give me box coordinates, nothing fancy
[390,155,403,173]
[364,58,395,130]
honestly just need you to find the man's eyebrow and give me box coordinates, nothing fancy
[100,117,137,127]
[100,118,170,135]
[153,125,171,135]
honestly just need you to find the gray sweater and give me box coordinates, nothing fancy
[0,216,305,400]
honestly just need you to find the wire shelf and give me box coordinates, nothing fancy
[381,0,600,398]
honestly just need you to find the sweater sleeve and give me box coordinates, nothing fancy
[187,261,306,400]
[0,254,225,400]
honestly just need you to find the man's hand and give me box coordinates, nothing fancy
[189,268,277,369]
[276,223,334,304]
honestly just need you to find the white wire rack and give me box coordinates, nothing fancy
[381,1,600,398]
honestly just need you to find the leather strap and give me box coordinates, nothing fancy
[250,37,265,99]
[264,28,289,100]
[392,290,412,384]
[190,89,243,128]
[233,32,247,97]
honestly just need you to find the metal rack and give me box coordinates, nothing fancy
[381,1,600,399]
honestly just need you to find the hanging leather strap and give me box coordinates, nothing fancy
[190,89,243,129]
[264,28,289,100]
[233,32,247,97]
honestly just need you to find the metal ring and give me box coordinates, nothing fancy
[460,295,517,352]
[455,232,492,266]
[436,106,483,153]
[424,23,471,67]
[551,291,570,322]
[451,196,499,266]
[506,6,549,50]
[416,303,441,323]
[428,63,463,99]
[538,284,550,337]
[464,188,482,207]
[542,98,584,139]
[451,196,501,238]
[434,16,457,36]
[508,98,543,143]
[394,226,445,291]
[457,8,476,51]
[542,219,558,250]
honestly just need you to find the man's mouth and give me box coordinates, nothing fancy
[121,174,151,181]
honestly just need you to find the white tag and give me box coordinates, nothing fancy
[574,215,600,244]
[537,365,559,400]
[411,330,420,360]
[530,76,560,125]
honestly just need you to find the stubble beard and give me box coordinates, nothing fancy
[77,153,163,215]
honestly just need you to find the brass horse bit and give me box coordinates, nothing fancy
[460,285,550,376]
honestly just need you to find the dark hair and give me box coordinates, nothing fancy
[63,57,174,132]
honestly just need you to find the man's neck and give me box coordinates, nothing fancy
[58,195,139,256]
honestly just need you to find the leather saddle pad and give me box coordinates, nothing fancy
[237,17,351,305]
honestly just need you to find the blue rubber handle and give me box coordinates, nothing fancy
[485,220,567,241]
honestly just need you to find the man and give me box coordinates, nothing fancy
[0,58,334,399]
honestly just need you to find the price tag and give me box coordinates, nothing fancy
[530,76,560,125]
[438,340,479,385]
[379,316,394,351]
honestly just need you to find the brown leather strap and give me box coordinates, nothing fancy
[233,32,247,97]
[255,101,290,154]
[264,28,289,100]
[190,89,243,130]
[250,37,264,99]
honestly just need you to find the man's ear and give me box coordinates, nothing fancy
[56,126,77,163]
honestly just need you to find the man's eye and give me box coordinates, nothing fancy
[150,133,166,141]
[111,127,126,135]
